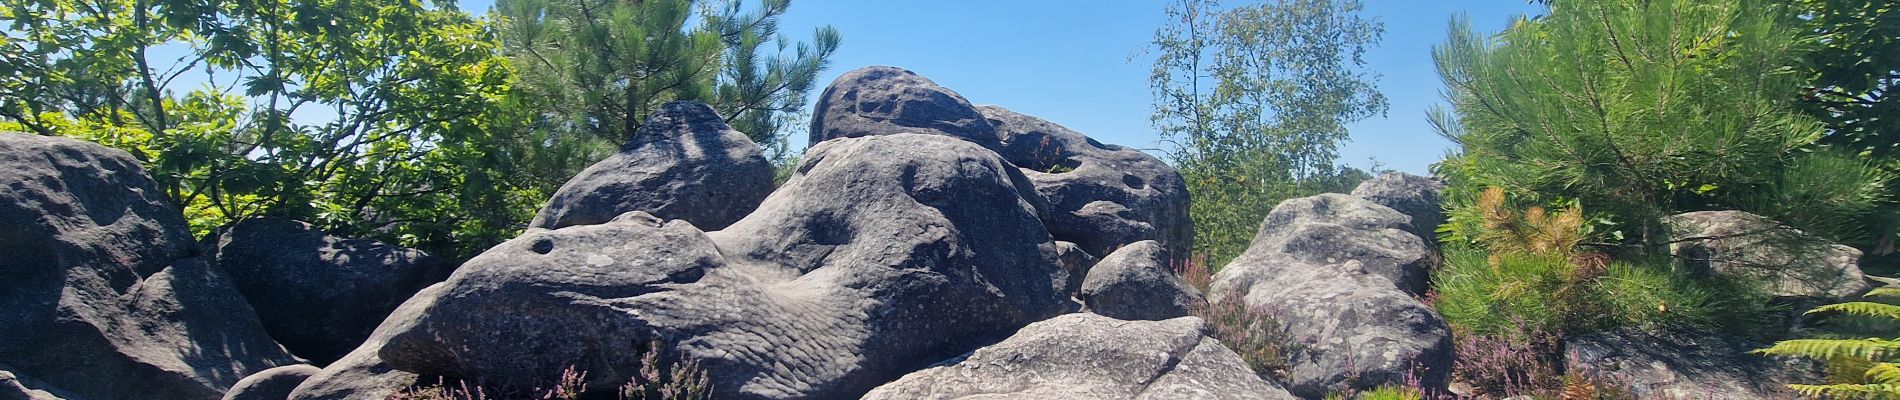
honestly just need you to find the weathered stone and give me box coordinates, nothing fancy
[980,105,1192,258]
[0,133,294,400]
[210,217,450,365]
[286,284,442,400]
[222,365,320,400]
[1079,241,1203,321]
[0,367,76,400]
[862,314,1297,400]
[1667,210,1871,299]
[301,134,1067,399]
[1207,194,1449,398]
[531,101,774,231]
[1350,172,1446,240]
[1566,329,1820,400]
[809,66,1000,147]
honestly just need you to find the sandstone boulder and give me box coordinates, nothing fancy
[1079,240,1203,321]
[0,133,294,399]
[531,101,774,231]
[1207,194,1449,398]
[210,217,450,365]
[1667,210,1871,299]
[1350,172,1446,240]
[222,365,320,400]
[808,66,1000,147]
[980,105,1192,258]
[298,134,1068,399]
[1566,329,1820,400]
[862,313,1296,400]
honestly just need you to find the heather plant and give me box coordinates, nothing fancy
[391,342,712,400]
[1179,258,1296,382]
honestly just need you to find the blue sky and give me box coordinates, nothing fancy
[444,1,1545,173]
[749,1,1545,174]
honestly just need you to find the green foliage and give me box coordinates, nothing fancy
[493,0,839,159]
[1324,386,1422,400]
[1147,0,1387,266]
[1757,288,1900,399]
[1431,0,1891,248]
[1788,0,1900,160]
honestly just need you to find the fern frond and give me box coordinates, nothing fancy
[1809,302,1900,321]
[1787,382,1900,399]
[1866,363,1900,384]
[1755,338,1900,361]
[1869,287,1900,299]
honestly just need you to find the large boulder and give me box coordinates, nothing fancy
[1207,194,1449,398]
[1667,210,1871,299]
[298,133,1069,399]
[222,365,320,400]
[0,133,294,399]
[530,101,774,231]
[808,66,1000,147]
[862,313,1297,400]
[980,105,1193,259]
[1566,329,1820,400]
[1079,240,1203,321]
[210,217,450,365]
[1350,172,1446,240]
[287,285,442,400]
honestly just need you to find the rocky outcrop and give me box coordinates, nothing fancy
[210,217,450,365]
[0,133,294,399]
[222,365,320,400]
[1350,172,1445,240]
[1667,210,1871,300]
[980,105,1192,258]
[1,367,77,400]
[1207,193,1449,398]
[1566,329,1820,400]
[299,134,1069,399]
[809,67,1000,147]
[1079,241,1203,321]
[287,284,440,400]
[530,101,774,231]
[862,313,1297,400]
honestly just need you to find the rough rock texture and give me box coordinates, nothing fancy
[222,365,321,400]
[861,313,1296,400]
[1,367,76,400]
[1667,210,1870,299]
[980,105,1192,258]
[297,134,1069,399]
[530,101,774,231]
[1079,241,1203,321]
[1350,172,1446,240]
[210,217,451,365]
[286,285,440,400]
[1566,330,1820,400]
[809,67,999,147]
[1054,241,1098,301]
[0,133,294,400]
[1206,194,1449,398]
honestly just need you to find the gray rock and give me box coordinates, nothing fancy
[302,134,1067,399]
[530,101,774,231]
[210,217,450,365]
[862,313,1297,400]
[1566,329,1820,400]
[1206,194,1449,398]
[1079,241,1204,321]
[980,105,1193,258]
[1667,210,1871,299]
[286,284,441,400]
[809,67,1000,147]
[1055,241,1098,301]
[222,365,320,400]
[0,133,295,400]
[1,367,76,400]
[1350,172,1446,240]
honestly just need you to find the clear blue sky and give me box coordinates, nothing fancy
[451,1,1546,174]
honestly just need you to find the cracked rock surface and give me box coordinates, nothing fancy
[862,313,1296,400]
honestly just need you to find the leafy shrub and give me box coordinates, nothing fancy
[1324,386,1422,400]
[1756,287,1900,399]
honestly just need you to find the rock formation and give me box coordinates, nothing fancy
[531,101,775,231]
[0,133,294,399]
